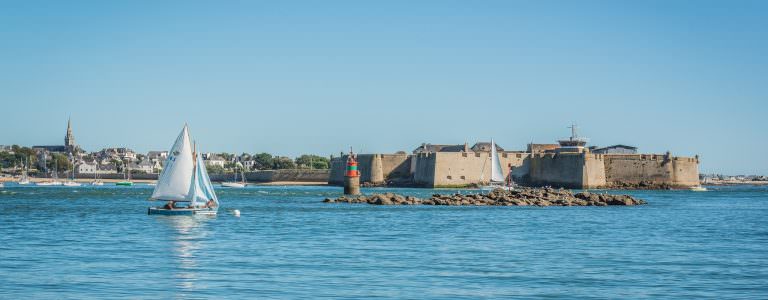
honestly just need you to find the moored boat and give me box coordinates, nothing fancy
[37,158,63,186]
[63,164,81,187]
[221,164,246,188]
[91,163,104,186]
[17,157,31,185]
[148,125,219,216]
[690,186,708,192]
[116,160,134,186]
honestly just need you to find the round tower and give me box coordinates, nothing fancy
[344,148,361,195]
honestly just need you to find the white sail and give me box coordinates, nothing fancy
[186,152,218,206]
[490,139,505,183]
[151,126,195,201]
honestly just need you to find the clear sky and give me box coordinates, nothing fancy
[1,1,766,175]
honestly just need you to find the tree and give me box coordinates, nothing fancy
[272,156,296,169]
[47,153,72,174]
[219,152,234,162]
[295,154,330,169]
[252,152,274,170]
[207,165,225,174]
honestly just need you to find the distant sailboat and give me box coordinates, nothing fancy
[37,157,63,186]
[221,163,246,188]
[63,162,82,187]
[481,139,513,191]
[116,161,134,186]
[17,157,31,185]
[148,125,219,215]
[91,162,104,186]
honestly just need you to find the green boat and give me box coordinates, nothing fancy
[116,162,134,186]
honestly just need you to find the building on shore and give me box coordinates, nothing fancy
[329,127,700,189]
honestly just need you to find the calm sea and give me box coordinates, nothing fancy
[0,184,766,299]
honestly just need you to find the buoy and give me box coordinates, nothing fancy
[232,209,240,217]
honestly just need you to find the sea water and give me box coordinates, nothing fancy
[0,184,766,299]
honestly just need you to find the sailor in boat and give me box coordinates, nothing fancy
[164,201,176,210]
[206,199,217,208]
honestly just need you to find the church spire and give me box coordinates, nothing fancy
[65,116,76,153]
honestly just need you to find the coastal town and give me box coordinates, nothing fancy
[0,119,330,184]
[0,118,765,188]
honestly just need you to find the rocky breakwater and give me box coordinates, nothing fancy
[323,187,646,206]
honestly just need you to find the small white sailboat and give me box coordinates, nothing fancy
[17,157,31,185]
[63,164,82,187]
[221,163,246,188]
[37,158,63,186]
[148,125,219,216]
[480,139,513,191]
[91,162,104,186]
[689,186,708,192]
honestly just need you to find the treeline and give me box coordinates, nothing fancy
[206,153,330,175]
[0,145,72,173]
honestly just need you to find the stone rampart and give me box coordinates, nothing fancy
[603,154,699,187]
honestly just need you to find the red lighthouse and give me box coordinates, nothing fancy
[344,148,361,195]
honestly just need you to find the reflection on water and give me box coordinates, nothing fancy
[156,216,215,294]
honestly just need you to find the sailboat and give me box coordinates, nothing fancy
[116,162,134,186]
[63,162,82,187]
[37,157,63,186]
[17,157,31,185]
[148,125,219,216]
[91,162,104,186]
[480,139,513,191]
[221,163,246,188]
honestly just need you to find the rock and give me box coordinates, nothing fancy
[323,188,646,207]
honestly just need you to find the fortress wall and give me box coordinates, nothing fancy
[424,152,528,187]
[432,152,488,187]
[671,157,700,186]
[529,153,590,188]
[379,154,411,182]
[328,157,346,184]
[412,153,437,187]
[503,152,531,182]
[583,154,607,189]
[603,154,699,187]
[329,154,411,185]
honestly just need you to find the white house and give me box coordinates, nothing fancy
[77,162,118,174]
[204,154,226,168]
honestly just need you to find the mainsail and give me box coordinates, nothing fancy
[151,126,195,201]
[490,139,505,183]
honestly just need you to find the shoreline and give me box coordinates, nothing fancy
[0,177,328,186]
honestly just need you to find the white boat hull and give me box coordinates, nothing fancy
[63,181,82,187]
[690,186,708,192]
[221,182,246,188]
[36,181,63,186]
[147,206,218,215]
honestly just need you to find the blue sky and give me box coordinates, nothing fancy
[0,1,766,175]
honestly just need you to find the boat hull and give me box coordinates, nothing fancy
[221,182,246,188]
[116,181,134,186]
[147,207,218,216]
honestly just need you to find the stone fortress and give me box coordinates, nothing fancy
[329,126,700,189]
